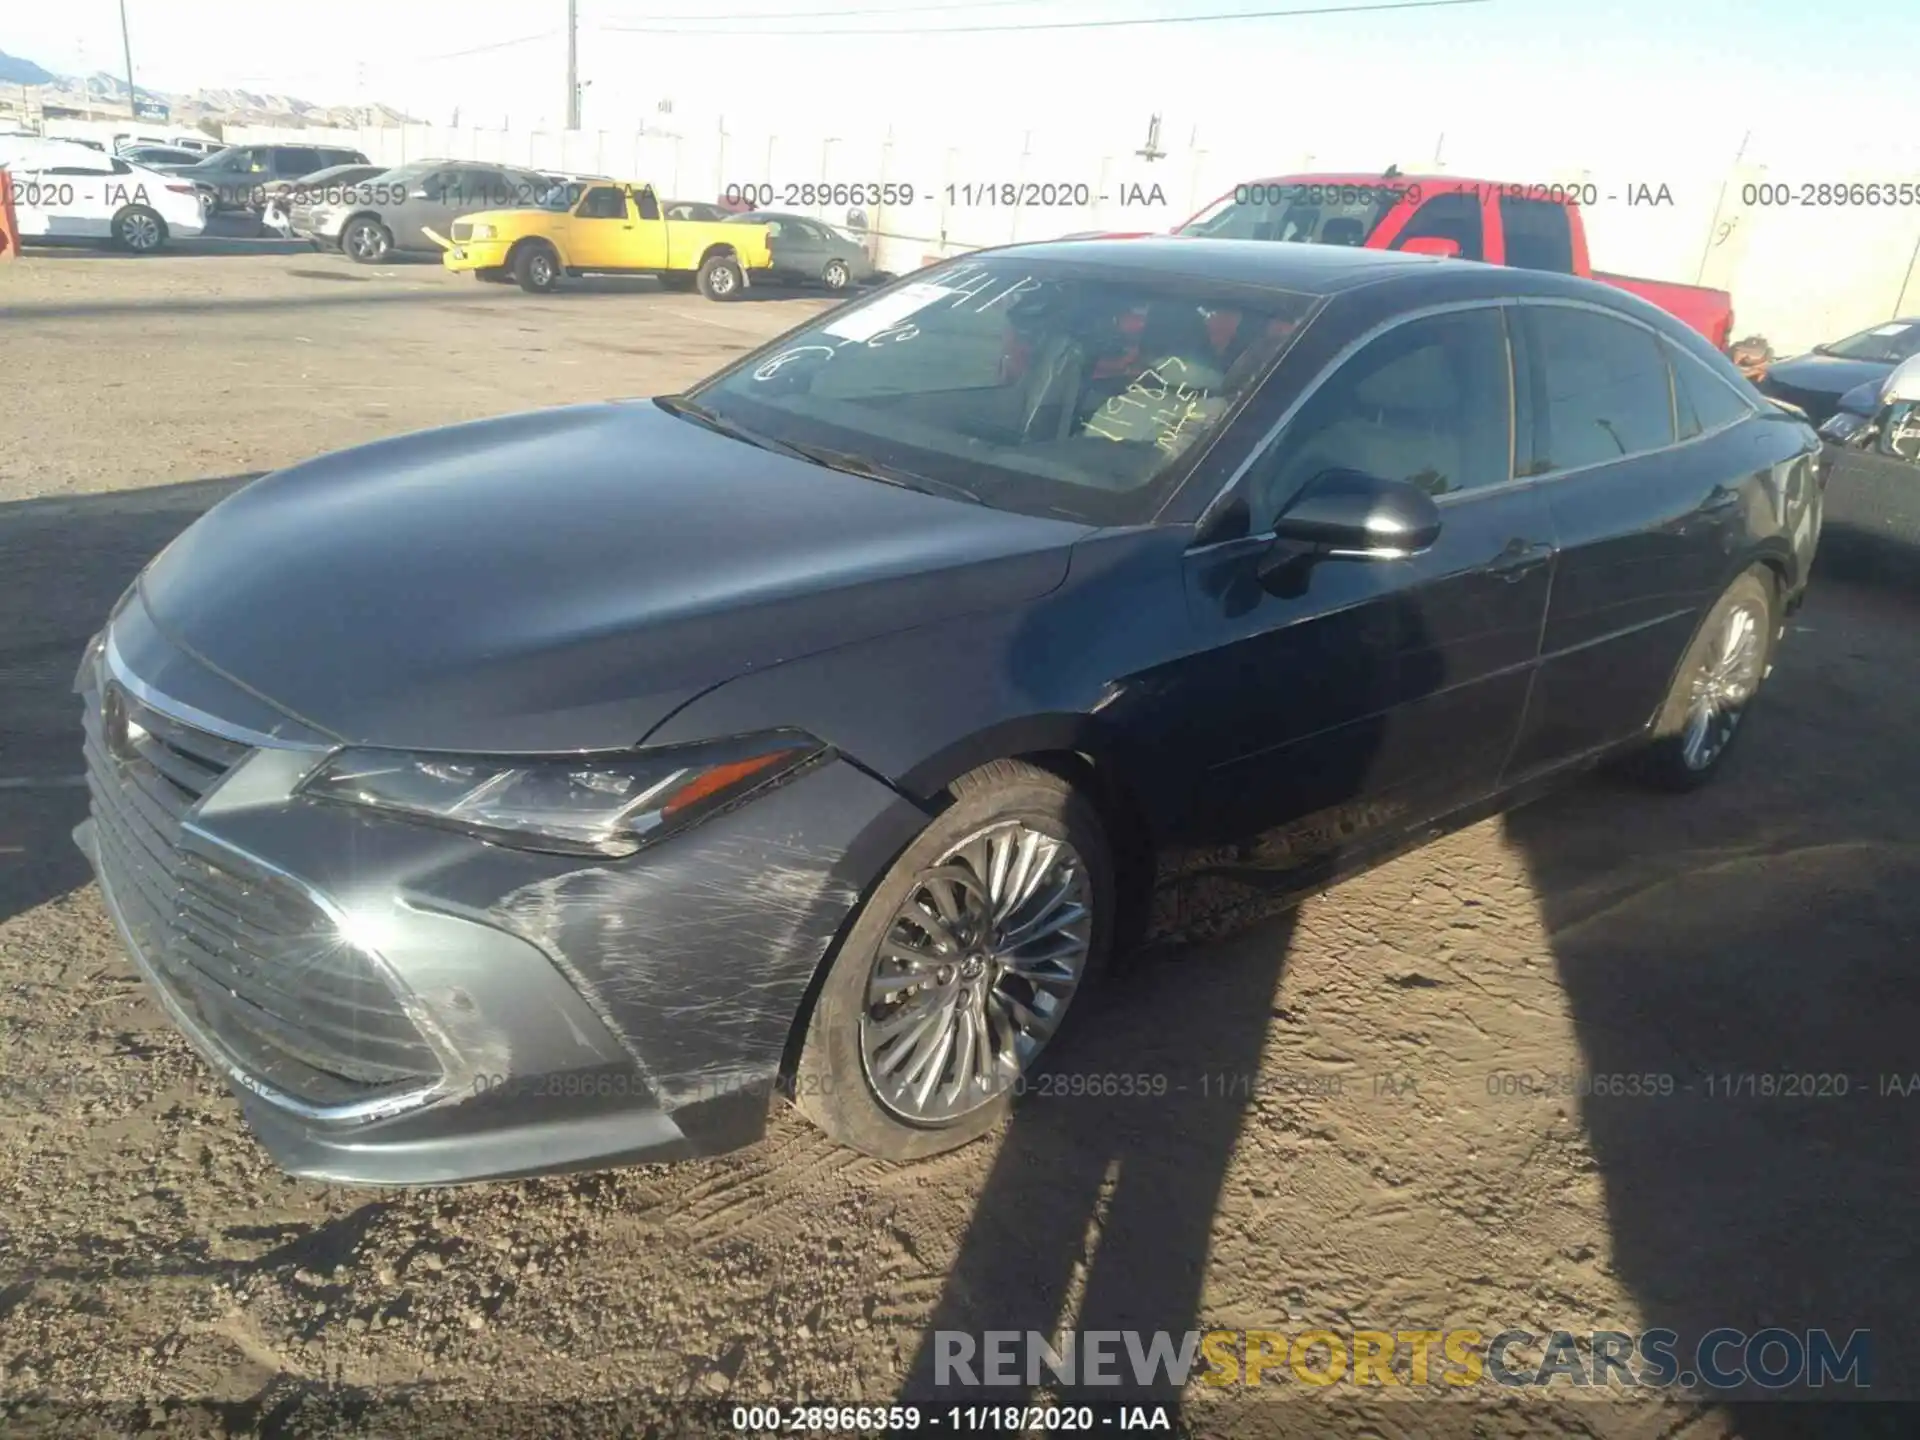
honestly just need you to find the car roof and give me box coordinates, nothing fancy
[976,235,1647,307]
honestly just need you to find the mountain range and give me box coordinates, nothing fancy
[0,47,415,129]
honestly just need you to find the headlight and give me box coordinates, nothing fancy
[466,223,497,240]
[297,732,825,856]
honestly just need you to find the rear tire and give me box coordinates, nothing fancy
[697,253,744,300]
[112,205,166,253]
[513,240,561,293]
[793,760,1111,1161]
[1629,567,1777,791]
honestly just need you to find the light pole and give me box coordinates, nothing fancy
[566,0,581,130]
[118,0,137,119]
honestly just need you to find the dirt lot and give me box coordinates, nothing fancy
[3,245,1918,1439]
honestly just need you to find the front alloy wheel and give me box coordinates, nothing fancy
[822,258,851,290]
[794,759,1111,1160]
[859,823,1092,1124]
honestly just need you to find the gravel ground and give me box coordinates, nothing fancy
[3,247,1918,1439]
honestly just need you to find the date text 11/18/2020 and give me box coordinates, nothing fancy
[721,181,1170,210]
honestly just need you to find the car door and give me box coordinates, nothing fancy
[564,183,640,269]
[1176,302,1554,853]
[620,185,670,269]
[24,153,129,237]
[1502,300,1761,776]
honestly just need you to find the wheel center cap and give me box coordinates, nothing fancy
[961,954,987,980]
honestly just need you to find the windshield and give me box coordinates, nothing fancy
[1820,320,1920,364]
[686,256,1318,525]
[1177,179,1417,247]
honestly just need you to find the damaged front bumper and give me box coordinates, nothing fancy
[73,634,928,1185]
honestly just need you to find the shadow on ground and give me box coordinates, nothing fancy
[0,475,256,923]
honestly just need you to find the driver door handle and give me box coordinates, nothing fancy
[1486,537,1554,581]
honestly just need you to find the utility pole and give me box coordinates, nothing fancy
[565,0,581,130]
[118,0,137,118]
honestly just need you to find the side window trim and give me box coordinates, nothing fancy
[1510,298,1722,484]
[1191,298,1518,547]
[1668,337,1763,427]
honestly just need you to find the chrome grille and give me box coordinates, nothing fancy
[82,671,442,1110]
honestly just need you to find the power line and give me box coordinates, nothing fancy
[593,0,1047,19]
[600,0,1488,35]
[414,30,561,62]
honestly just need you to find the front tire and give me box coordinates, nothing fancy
[697,253,744,300]
[342,217,392,264]
[822,258,852,291]
[1631,567,1777,791]
[793,760,1111,1161]
[112,205,166,253]
[513,240,561,293]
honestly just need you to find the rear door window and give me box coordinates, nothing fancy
[1525,306,1675,472]
[1498,198,1575,272]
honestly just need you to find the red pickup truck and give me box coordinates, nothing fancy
[1098,172,1736,352]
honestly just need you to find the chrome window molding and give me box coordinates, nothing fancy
[1192,293,1760,551]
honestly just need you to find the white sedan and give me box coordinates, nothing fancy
[1,138,205,252]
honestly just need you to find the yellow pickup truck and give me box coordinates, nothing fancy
[439,180,774,299]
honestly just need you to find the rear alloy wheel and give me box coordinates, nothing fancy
[1632,568,1776,790]
[794,760,1110,1160]
[513,241,561,293]
[822,258,852,291]
[343,217,392,264]
[697,254,744,300]
[112,205,166,253]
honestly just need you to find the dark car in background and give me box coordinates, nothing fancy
[168,142,372,214]
[666,200,729,222]
[1759,317,1920,426]
[288,158,560,262]
[73,241,1820,1185]
[119,144,207,169]
[726,209,874,291]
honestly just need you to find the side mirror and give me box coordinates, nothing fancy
[1260,469,1442,585]
[1399,236,1462,259]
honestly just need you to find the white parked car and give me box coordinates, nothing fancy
[0,138,205,252]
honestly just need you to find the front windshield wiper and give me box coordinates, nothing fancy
[653,395,815,461]
[776,441,987,507]
[655,397,986,505]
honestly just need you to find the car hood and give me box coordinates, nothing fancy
[133,402,1090,753]
[1764,352,1891,397]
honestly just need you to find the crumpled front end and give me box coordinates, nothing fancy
[71,628,929,1185]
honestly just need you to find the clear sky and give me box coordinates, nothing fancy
[7,0,1919,163]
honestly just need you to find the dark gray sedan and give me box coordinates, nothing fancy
[74,241,1820,1185]
[1759,317,1920,426]
[727,209,874,291]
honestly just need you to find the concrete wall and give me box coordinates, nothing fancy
[223,117,1920,355]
